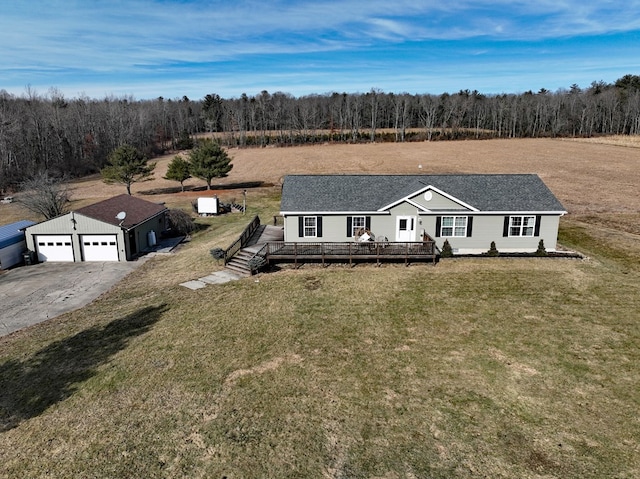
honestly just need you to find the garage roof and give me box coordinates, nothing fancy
[76,194,167,228]
[0,220,36,249]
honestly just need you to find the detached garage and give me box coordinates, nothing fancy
[25,195,168,262]
[0,220,36,269]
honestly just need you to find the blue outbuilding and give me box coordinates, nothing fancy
[0,220,36,269]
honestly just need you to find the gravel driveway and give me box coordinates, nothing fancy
[0,261,143,337]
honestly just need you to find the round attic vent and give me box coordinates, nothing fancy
[424,191,433,201]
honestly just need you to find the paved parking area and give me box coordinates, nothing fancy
[0,261,144,337]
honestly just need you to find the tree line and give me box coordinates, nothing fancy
[1,75,639,191]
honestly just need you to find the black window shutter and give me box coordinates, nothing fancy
[346,217,352,236]
[503,216,510,237]
[317,217,323,237]
[466,216,473,237]
[298,217,304,237]
[365,216,371,229]
[534,215,542,236]
[435,216,441,237]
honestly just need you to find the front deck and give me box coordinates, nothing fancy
[264,240,438,266]
[235,223,439,272]
[244,226,438,267]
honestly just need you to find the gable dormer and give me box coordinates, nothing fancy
[380,186,478,213]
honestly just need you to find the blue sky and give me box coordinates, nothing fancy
[2,0,639,100]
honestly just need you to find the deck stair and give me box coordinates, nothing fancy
[225,250,254,277]
[223,224,284,277]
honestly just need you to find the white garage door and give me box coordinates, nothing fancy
[81,235,119,261]
[35,235,74,262]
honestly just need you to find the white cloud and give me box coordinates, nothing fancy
[1,0,639,98]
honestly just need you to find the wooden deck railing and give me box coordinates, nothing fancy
[223,215,261,264]
[264,240,438,266]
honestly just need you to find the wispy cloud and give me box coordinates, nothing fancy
[1,1,639,98]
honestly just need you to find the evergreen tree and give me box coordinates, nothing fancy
[101,145,155,195]
[164,155,192,192]
[188,139,233,190]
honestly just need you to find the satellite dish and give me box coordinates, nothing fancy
[116,211,127,226]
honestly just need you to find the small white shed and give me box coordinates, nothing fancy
[197,197,219,216]
[0,220,35,269]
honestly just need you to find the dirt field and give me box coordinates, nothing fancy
[6,137,640,226]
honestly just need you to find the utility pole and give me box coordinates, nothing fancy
[243,189,247,215]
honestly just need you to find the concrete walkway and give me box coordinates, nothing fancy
[179,270,244,290]
[179,225,283,290]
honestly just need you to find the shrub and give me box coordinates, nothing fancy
[248,255,267,272]
[487,241,499,256]
[210,247,225,260]
[167,209,196,236]
[535,239,548,256]
[440,239,453,258]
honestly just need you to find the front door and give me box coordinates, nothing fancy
[396,216,416,242]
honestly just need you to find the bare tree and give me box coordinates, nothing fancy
[17,171,70,219]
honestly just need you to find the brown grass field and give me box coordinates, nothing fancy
[64,136,640,218]
[4,136,637,224]
[1,137,639,478]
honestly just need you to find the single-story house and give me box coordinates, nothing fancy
[0,220,36,269]
[279,174,567,254]
[24,194,168,262]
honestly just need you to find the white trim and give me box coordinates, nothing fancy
[303,216,317,238]
[35,235,74,262]
[283,210,567,216]
[396,215,416,241]
[418,210,566,215]
[404,198,430,211]
[81,234,119,261]
[350,215,367,237]
[508,215,536,237]
[440,215,469,237]
[378,185,479,212]
[281,211,387,215]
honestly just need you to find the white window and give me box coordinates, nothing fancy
[441,216,468,237]
[510,216,536,236]
[351,216,366,236]
[304,216,317,237]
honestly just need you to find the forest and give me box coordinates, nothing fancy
[1,74,639,190]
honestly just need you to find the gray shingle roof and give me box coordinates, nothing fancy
[280,174,566,213]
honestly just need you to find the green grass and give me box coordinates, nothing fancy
[1,212,639,478]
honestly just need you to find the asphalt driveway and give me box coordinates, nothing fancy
[0,261,143,337]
